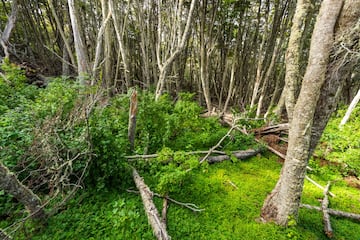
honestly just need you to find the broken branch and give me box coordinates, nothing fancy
[322,182,333,238]
[132,168,170,240]
[300,204,360,221]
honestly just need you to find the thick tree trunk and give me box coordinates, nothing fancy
[261,0,343,226]
[0,162,45,219]
[309,0,360,154]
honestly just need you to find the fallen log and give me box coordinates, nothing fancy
[207,149,262,164]
[300,204,360,221]
[132,168,170,240]
[251,123,289,135]
[322,182,333,238]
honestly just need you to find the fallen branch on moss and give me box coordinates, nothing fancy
[206,149,262,163]
[200,126,236,164]
[322,182,333,238]
[132,168,170,240]
[127,189,205,212]
[126,148,261,164]
[300,204,360,221]
[219,118,336,197]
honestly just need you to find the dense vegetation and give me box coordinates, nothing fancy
[0,62,359,239]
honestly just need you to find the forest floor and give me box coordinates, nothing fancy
[22,152,360,240]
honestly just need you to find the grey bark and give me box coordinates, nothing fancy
[67,0,89,84]
[132,168,170,240]
[261,0,344,226]
[0,0,18,58]
[283,0,311,122]
[0,161,45,219]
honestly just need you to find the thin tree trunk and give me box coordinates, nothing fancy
[155,0,197,101]
[261,0,343,226]
[0,0,18,58]
[67,0,89,84]
[48,0,76,69]
[339,88,360,127]
[283,0,311,122]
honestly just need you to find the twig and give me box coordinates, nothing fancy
[305,176,335,197]
[322,182,333,238]
[227,180,238,190]
[199,126,235,164]
[127,189,205,212]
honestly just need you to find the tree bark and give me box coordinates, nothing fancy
[132,168,170,240]
[67,0,90,84]
[0,162,45,219]
[339,88,360,127]
[261,0,343,226]
[0,0,18,58]
[283,0,311,122]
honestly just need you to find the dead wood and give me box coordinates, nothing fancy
[132,168,170,240]
[128,90,138,151]
[200,126,235,164]
[0,161,45,219]
[0,229,12,240]
[322,182,333,238]
[251,123,289,135]
[305,176,335,197]
[221,117,336,197]
[300,204,360,221]
[127,189,204,212]
[207,149,262,164]
[161,196,168,227]
[126,149,260,164]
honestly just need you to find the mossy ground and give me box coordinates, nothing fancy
[20,153,360,240]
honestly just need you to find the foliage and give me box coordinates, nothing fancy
[314,104,360,176]
[0,59,39,114]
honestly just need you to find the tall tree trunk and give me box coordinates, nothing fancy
[155,0,197,101]
[283,0,311,122]
[67,0,90,84]
[310,0,360,153]
[261,0,343,226]
[0,162,45,219]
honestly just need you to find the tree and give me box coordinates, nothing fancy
[283,0,311,121]
[0,0,18,59]
[67,0,90,84]
[261,0,344,226]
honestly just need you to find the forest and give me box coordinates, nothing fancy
[0,0,360,239]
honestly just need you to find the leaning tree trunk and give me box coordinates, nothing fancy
[261,0,344,226]
[0,162,45,219]
[309,0,360,153]
[0,0,18,59]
